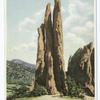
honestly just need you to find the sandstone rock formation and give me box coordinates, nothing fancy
[67,42,95,96]
[35,24,45,86]
[44,3,58,94]
[53,0,67,94]
[35,0,67,95]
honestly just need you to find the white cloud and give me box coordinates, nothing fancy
[18,9,44,33]
[64,32,85,52]
[70,20,94,42]
[61,6,66,13]
[11,42,36,52]
[63,15,85,31]
[64,32,86,70]
[86,21,94,29]
[10,42,38,64]
[63,0,94,30]
[18,17,35,32]
[18,4,66,33]
[68,0,93,16]
[63,0,94,42]
[35,9,44,16]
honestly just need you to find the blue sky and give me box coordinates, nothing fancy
[7,0,94,70]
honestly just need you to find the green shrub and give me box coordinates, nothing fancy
[7,95,15,100]
[66,75,84,98]
[8,84,48,98]
[30,84,48,97]
[13,85,29,98]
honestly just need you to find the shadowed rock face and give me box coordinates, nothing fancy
[35,0,67,95]
[68,42,95,96]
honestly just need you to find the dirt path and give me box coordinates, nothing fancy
[16,95,83,100]
[16,95,94,100]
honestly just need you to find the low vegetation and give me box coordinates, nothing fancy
[30,84,48,97]
[66,75,84,98]
[7,83,48,99]
[7,60,85,99]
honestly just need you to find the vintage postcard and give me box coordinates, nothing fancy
[7,0,96,100]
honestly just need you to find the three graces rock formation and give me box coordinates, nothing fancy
[35,0,95,96]
[35,0,67,95]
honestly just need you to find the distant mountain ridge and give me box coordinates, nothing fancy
[7,59,36,84]
[11,59,34,68]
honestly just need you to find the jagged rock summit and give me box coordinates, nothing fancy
[67,42,95,96]
[35,0,67,95]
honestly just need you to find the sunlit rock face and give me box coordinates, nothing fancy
[35,23,45,86]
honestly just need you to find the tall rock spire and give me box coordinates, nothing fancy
[35,24,45,86]
[35,0,68,95]
[53,0,67,94]
[44,3,58,94]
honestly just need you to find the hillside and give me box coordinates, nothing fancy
[7,59,36,84]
